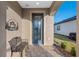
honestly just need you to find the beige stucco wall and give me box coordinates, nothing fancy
[0,1,54,56]
[0,2,6,57]
[22,9,31,45]
[44,15,54,46]
[22,8,54,45]
[5,2,22,56]
[76,1,79,57]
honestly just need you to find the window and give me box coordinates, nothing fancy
[57,25,60,31]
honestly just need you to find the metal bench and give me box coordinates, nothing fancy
[8,37,28,57]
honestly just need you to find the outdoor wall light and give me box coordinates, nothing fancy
[5,19,18,31]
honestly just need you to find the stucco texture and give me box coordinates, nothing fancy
[0,2,54,57]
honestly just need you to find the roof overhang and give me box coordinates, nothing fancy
[17,1,63,16]
[50,1,63,15]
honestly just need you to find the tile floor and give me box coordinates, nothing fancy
[10,45,65,57]
[25,45,65,57]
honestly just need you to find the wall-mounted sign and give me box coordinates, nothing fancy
[5,19,18,31]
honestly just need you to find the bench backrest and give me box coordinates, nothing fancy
[8,37,22,48]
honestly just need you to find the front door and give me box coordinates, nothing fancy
[32,13,43,44]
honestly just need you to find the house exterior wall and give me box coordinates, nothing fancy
[44,15,54,45]
[0,2,6,57]
[54,20,76,36]
[0,1,22,57]
[22,8,54,46]
[76,1,79,57]
[0,1,54,56]
[6,2,22,56]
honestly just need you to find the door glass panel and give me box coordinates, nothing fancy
[32,14,42,44]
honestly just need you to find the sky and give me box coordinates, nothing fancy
[54,1,76,23]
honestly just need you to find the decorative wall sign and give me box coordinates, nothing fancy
[5,19,18,31]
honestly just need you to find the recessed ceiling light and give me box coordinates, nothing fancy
[36,2,40,5]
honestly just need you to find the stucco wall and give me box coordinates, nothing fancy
[44,15,54,45]
[22,8,48,45]
[54,20,76,36]
[22,8,54,45]
[0,2,54,56]
[6,2,22,56]
[76,1,79,57]
[0,2,6,57]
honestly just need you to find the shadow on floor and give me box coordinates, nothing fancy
[53,44,65,57]
[25,45,53,57]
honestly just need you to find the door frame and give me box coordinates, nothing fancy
[30,11,45,45]
[32,13,43,44]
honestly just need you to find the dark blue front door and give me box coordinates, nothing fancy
[32,13,43,44]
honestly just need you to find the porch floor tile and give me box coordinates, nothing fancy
[9,45,65,57]
[25,45,65,57]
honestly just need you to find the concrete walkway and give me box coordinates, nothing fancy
[25,45,65,57]
[10,45,65,57]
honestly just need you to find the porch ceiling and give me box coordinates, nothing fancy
[18,1,53,8]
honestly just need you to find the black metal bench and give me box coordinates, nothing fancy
[8,37,28,57]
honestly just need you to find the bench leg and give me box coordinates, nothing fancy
[11,51,13,57]
[27,46,29,49]
[21,51,23,57]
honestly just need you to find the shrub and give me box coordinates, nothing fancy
[61,42,66,50]
[71,47,76,56]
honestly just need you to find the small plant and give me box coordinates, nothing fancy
[61,42,66,50]
[71,47,76,56]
